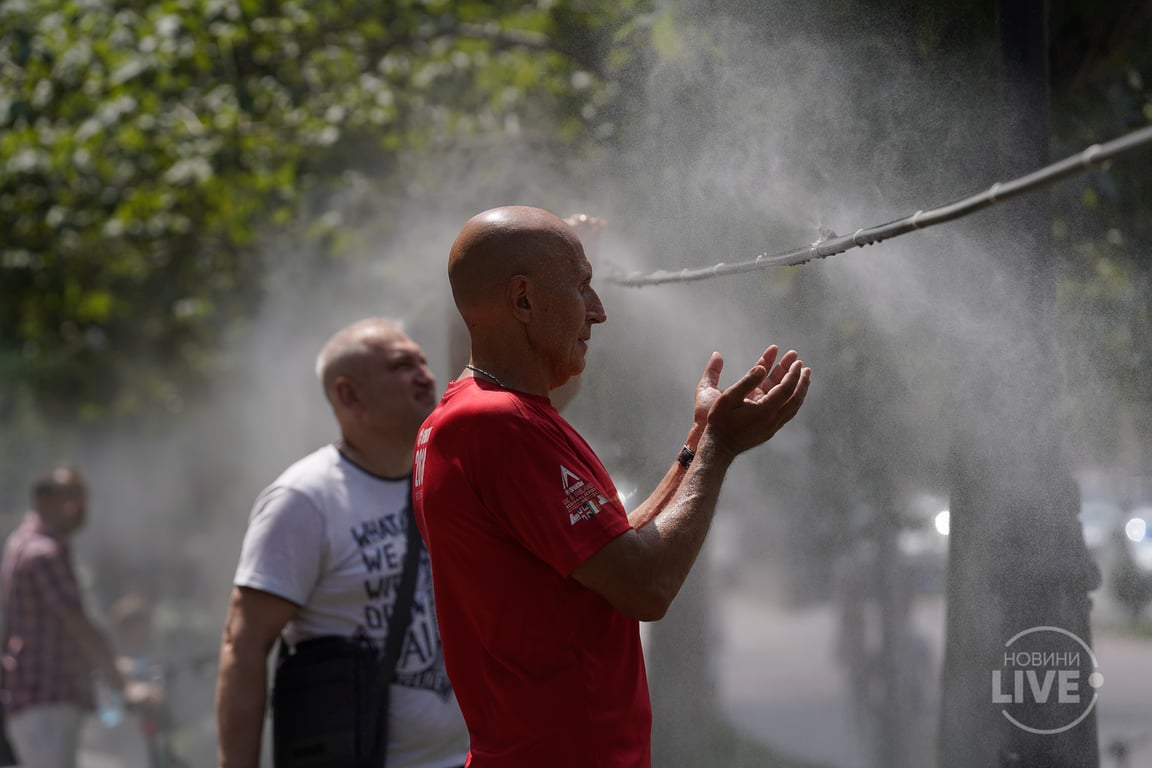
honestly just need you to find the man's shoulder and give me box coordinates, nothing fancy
[433,384,554,430]
[247,446,341,522]
[2,535,68,584]
[4,525,61,561]
[254,444,406,522]
[267,444,342,492]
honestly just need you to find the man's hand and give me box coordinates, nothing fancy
[696,346,811,461]
[694,347,800,429]
[123,679,166,713]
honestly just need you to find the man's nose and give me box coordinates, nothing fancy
[587,288,607,324]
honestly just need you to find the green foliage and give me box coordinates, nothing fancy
[0,0,653,425]
[3,0,1149,469]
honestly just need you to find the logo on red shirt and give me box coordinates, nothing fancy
[560,465,611,526]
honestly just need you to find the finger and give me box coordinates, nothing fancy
[776,349,799,372]
[754,345,780,375]
[794,366,812,403]
[760,348,799,387]
[773,370,811,426]
[766,365,783,389]
[793,366,813,404]
[699,351,724,391]
[717,361,769,408]
[758,359,804,405]
[771,364,812,415]
[766,350,798,387]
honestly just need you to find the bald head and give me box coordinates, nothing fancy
[446,206,606,395]
[316,318,407,405]
[448,206,584,323]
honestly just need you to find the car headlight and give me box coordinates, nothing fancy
[1125,517,1148,543]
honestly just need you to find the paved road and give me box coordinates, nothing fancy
[76,567,1150,768]
[717,572,1152,768]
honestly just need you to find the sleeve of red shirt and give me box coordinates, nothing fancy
[471,399,631,577]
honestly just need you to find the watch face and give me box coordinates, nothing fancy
[678,445,695,468]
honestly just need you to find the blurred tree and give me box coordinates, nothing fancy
[0,0,653,427]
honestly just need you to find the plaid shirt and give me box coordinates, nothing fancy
[0,515,95,714]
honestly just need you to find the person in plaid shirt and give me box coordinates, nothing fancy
[0,466,144,768]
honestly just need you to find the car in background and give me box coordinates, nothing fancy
[896,492,951,595]
[896,487,1127,596]
[1078,495,1126,567]
[1106,503,1152,623]
[1121,504,1152,573]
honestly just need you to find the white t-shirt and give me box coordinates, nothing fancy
[235,444,468,768]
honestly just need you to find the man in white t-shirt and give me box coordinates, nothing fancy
[215,318,468,768]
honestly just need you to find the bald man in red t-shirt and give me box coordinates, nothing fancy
[414,205,811,768]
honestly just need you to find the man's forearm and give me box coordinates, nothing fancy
[62,611,125,689]
[216,643,269,768]
[639,434,733,591]
[570,431,735,621]
[627,423,704,530]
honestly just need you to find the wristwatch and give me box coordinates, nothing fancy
[677,444,695,469]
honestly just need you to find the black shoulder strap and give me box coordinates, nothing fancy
[380,483,422,679]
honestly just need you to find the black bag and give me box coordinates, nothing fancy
[271,634,386,768]
[271,489,423,768]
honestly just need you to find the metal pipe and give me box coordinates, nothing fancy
[606,123,1152,288]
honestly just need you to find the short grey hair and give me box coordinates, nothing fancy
[315,317,407,392]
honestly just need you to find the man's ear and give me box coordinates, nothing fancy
[333,377,360,409]
[507,276,531,320]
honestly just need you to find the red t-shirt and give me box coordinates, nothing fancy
[413,378,651,768]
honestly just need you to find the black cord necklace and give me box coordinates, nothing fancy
[465,364,506,388]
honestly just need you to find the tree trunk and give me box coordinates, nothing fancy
[938,3,1100,767]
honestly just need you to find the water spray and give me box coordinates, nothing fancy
[605,124,1152,288]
